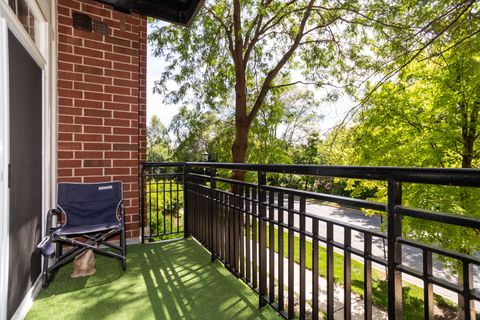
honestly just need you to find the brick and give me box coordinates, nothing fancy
[58,133,73,141]
[74,99,103,109]
[74,65,103,75]
[84,159,111,167]
[84,108,112,118]
[105,52,130,63]
[75,116,103,125]
[84,125,111,134]
[113,45,137,56]
[58,80,73,89]
[58,142,82,150]
[83,57,112,69]
[113,143,137,151]
[104,135,129,143]
[113,95,137,104]
[104,85,130,95]
[104,69,130,79]
[84,39,113,52]
[81,3,111,19]
[58,34,83,46]
[59,88,82,99]
[58,151,74,159]
[104,102,130,111]
[84,176,111,183]
[74,46,104,59]
[75,133,103,142]
[58,168,73,177]
[58,24,73,35]
[105,167,130,175]
[113,78,137,87]
[75,168,103,176]
[75,151,104,158]
[73,29,103,42]
[84,91,112,101]
[58,124,82,133]
[60,0,80,10]
[58,177,82,183]
[107,36,130,47]
[105,149,132,158]
[58,159,82,169]
[113,127,137,135]
[84,74,112,85]
[59,115,74,124]
[74,82,103,92]
[58,43,73,53]
[84,142,112,150]
[59,71,83,81]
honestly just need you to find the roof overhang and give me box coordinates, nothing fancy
[95,0,204,27]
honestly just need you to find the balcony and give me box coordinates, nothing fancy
[29,162,480,319]
[27,238,279,319]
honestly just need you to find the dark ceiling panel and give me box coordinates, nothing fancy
[95,0,204,26]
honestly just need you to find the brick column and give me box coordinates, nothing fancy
[57,0,147,239]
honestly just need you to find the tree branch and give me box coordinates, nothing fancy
[247,0,316,124]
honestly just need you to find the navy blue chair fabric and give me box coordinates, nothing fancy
[39,181,126,287]
[57,181,122,233]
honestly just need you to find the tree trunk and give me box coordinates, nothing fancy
[232,115,250,181]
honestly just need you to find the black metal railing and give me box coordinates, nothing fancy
[140,163,185,241]
[142,162,480,319]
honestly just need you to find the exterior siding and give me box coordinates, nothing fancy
[57,0,147,239]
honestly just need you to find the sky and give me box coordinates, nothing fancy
[146,24,354,135]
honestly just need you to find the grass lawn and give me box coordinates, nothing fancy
[27,238,280,320]
[262,226,455,319]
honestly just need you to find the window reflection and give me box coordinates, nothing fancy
[7,0,37,43]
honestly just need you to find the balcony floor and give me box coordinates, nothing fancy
[27,238,280,320]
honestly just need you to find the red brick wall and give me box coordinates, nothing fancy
[57,0,147,239]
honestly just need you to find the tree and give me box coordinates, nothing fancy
[150,0,478,180]
[149,0,375,179]
[147,115,172,162]
[327,37,480,295]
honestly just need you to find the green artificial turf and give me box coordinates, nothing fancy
[26,238,280,320]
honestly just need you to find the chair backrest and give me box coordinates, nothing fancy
[57,181,123,228]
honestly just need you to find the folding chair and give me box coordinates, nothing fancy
[38,181,126,287]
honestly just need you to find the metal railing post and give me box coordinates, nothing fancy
[258,171,267,308]
[210,167,216,261]
[140,164,145,244]
[183,163,189,238]
[387,180,403,319]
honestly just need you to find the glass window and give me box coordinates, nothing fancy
[7,0,37,44]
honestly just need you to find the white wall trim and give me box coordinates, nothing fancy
[0,0,46,68]
[0,15,10,320]
[0,1,54,318]
[9,276,42,320]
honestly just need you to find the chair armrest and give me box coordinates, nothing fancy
[47,209,62,232]
[120,203,126,227]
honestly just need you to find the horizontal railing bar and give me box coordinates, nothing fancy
[187,173,210,180]
[397,265,465,294]
[262,201,386,238]
[185,162,480,187]
[397,206,480,229]
[214,176,258,188]
[142,162,186,167]
[262,185,386,211]
[472,288,480,300]
[145,173,183,177]
[399,238,480,265]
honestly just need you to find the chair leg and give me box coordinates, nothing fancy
[121,227,126,271]
[42,255,50,288]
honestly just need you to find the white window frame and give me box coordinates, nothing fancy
[0,0,56,319]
